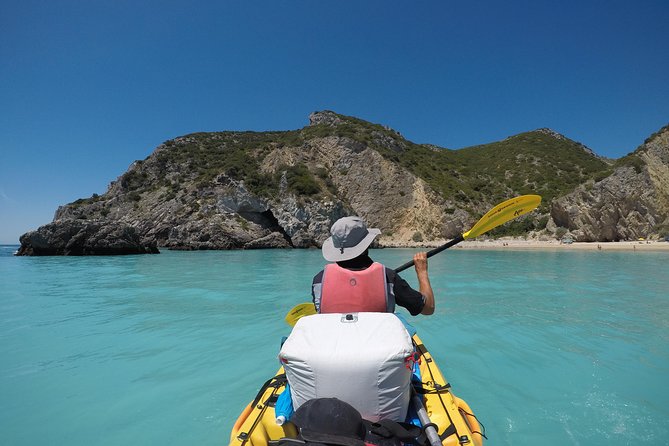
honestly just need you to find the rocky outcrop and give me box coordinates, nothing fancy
[309,110,343,127]
[17,112,669,255]
[16,220,159,256]
[549,167,658,241]
[262,135,455,244]
[549,125,669,241]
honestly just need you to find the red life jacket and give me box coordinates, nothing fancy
[319,262,391,313]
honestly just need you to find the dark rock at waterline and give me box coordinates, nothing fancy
[16,220,159,256]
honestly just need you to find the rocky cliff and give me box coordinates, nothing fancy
[549,125,669,241]
[17,220,158,256]
[17,112,669,254]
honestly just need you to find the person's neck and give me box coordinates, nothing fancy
[337,254,373,269]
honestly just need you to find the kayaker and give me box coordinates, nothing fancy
[312,216,435,315]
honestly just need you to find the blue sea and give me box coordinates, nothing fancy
[1,245,668,446]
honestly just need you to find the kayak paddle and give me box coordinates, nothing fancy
[284,302,319,326]
[394,194,541,272]
[285,194,542,326]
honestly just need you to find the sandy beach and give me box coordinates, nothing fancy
[457,239,669,251]
[380,238,669,252]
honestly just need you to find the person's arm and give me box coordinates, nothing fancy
[413,252,435,315]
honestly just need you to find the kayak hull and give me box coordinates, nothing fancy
[229,334,483,446]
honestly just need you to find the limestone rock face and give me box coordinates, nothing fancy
[309,110,343,127]
[269,196,346,248]
[16,220,159,256]
[550,126,669,241]
[262,135,453,245]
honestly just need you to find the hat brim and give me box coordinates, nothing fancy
[321,228,381,262]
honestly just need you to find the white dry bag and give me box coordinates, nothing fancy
[279,312,414,422]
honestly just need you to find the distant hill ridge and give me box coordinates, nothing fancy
[17,111,669,255]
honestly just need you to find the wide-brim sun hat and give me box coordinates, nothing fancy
[322,216,381,262]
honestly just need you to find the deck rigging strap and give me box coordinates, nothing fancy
[240,374,288,446]
[413,340,462,443]
[438,423,457,441]
[414,381,451,394]
[251,373,287,408]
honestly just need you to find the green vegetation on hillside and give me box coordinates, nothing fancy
[281,164,321,196]
[614,153,645,173]
[152,132,304,196]
[114,112,614,214]
[114,131,334,200]
[301,115,394,145]
[67,112,629,240]
[449,132,612,204]
[317,114,613,209]
[486,214,550,238]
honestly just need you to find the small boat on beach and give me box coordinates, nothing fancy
[229,313,484,446]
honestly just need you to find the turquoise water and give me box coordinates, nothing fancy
[1,245,668,445]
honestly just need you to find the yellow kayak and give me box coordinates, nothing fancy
[229,333,484,446]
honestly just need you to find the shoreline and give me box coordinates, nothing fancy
[4,240,669,253]
[379,239,669,252]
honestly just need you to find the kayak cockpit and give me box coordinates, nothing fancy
[230,313,484,446]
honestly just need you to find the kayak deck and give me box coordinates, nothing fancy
[229,334,483,446]
[413,335,484,446]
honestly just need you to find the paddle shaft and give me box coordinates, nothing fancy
[394,234,464,273]
[411,390,443,446]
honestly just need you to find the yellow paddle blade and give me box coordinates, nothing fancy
[285,302,317,327]
[463,194,542,239]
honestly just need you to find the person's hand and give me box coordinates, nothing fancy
[414,252,428,274]
[414,252,434,315]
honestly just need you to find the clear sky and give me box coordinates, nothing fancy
[1,1,668,244]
